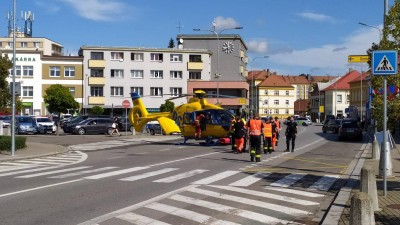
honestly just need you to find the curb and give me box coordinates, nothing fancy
[0,144,70,163]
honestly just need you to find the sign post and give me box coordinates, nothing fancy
[372,50,398,197]
[348,55,369,121]
[122,100,131,136]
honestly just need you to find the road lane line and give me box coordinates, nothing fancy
[269,173,306,188]
[145,202,241,225]
[0,179,82,198]
[16,166,92,178]
[116,212,171,225]
[228,172,270,187]
[26,159,76,163]
[0,165,62,177]
[119,168,178,182]
[49,167,118,178]
[191,170,239,185]
[154,169,208,183]
[308,175,340,191]
[84,167,149,179]
[264,187,324,198]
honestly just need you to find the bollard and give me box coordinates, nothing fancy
[372,138,380,160]
[360,165,380,211]
[350,192,375,225]
[379,141,393,178]
[0,121,3,135]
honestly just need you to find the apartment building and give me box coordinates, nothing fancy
[79,46,212,113]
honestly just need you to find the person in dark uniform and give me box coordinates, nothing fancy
[285,116,297,152]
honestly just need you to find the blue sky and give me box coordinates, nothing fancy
[2,0,391,76]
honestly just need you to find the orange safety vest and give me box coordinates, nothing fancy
[263,122,272,138]
[249,119,262,136]
[274,120,281,129]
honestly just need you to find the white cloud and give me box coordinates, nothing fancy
[297,12,335,23]
[35,0,61,13]
[213,16,241,30]
[247,39,268,53]
[59,0,130,21]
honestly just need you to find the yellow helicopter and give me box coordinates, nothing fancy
[127,90,236,144]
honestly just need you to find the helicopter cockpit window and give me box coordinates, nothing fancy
[183,112,195,124]
[213,110,233,125]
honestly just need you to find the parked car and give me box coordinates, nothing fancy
[71,118,113,135]
[322,119,342,133]
[118,117,134,132]
[295,117,312,126]
[33,117,56,134]
[323,115,336,124]
[15,116,38,134]
[148,124,162,135]
[62,115,110,133]
[0,115,11,128]
[338,120,363,141]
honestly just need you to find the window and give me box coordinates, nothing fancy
[274,109,279,114]
[150,87,163,96]
[346,94,350,103]
[286,90,289,96]
[22,86,33,97]
[150,53,163,61]
[90,52,104,60]
[8,42,13,48]
[33,42,40,48]
[170,87,182,96]
[131,53,144,61]
[22,66,33,77]
[111,69,124,78]
[337,94,342,103]
[264,100,268,105]
[50,66,60,77]
[91,69,103,77]
[131,87,143,96]
[274,100,279,105]
[64,66,75,77]
[274,90,279,96]
[111,52,124,61]
[189,55,202,62]
[68,87,75,97]
[285,100,289,105]
[150,70,163,78]
[90,86,103,96]
[111,87,124,96]
[264,110,269,114]
[265,90,269,95]
[130,70,143,78]
[20,42,28,48]
[170,54,182,62]
[10,65,22,76]
[170,71,182,79]
[285,109,289,114]
[189,72,201,79]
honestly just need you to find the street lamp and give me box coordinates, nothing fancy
[249,56,269,117]
[11,0,17,156]
[358,22,382,46]
[193,25,243,104]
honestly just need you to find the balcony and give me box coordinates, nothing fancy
[88,77,106,85]
[187,62,203,70]
[88,96,105,105]
[88,59,106,68]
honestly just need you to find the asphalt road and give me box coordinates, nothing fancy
[0,124,366,225]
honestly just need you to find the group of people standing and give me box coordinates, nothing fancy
[229,114,298,162]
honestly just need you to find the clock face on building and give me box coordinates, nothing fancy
[222,41,234,54]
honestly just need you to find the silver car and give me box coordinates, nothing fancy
[295,117,312,126]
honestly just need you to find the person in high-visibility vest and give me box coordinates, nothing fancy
[241,116,248,152]
[263,118,273,154]
[232,115,246,153]
[247,114,264,162]
[229,118,237,151]
[274,116,281,147]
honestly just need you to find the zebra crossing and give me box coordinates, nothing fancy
[0,151,87,175]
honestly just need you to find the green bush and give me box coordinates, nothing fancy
[0,136,27,151]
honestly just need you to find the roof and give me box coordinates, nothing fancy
[258,75,293,87]
[323,70,361,91]
[247,70,337,84]
[348,71,370,83]
[281,75,309,84]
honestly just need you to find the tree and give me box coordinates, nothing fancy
[168,38,175,48]
[43,84,79,135]
[160,100,175,112]
[0,55,12,112]
[90,105,104,115]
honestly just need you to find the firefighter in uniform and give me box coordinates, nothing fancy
[263,117,273,154]
[241,116,248,152]
[274,116,281,147]
[229,117,237,151]
[247,114,264,162]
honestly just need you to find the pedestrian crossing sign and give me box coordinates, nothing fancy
[372,50,398,75]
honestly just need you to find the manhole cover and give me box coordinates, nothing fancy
[387,204,400,210]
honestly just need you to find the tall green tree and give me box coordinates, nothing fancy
[367,1,400,132]
[90,105,104,115]
[168,38,175,48]
[160,100,175,112]
[0,55,12,112]
[43,84,79,135]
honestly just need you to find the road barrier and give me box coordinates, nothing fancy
[374,131,394,178]
[350,192,375,225]
[360,165,380,211]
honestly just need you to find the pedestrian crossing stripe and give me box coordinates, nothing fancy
[372,50,398,75]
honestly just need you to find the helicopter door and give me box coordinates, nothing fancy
[181,112,196,136]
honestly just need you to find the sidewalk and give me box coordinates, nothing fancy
[338,131,400,225]
[0,142,68,162]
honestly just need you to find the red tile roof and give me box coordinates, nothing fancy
[323,70,361,91]
[348,71,370,83]
[258,75,293,87]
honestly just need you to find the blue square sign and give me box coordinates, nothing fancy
[372,50,398,75]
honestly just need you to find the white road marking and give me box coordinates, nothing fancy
[229,173,270,187]
[192,170,239,185]
[26,159,75,163]
[106,156,124,160]
[0,165,62,177]
[116,212,171,225]
[145,202,241,225]
[265,187,324,198]
[16,166,92,178]
[136,152,149,155]
[158,148,171,152]
[84,167,149,179]
[269,173,306,187]
[154,169,208,183]
[308,175,340,191]
[119,168,178,182]
[49,167,118,178]
[16,160,66,165]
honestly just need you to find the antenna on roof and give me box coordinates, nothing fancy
[176,21,183,34]
[21,11,34,37]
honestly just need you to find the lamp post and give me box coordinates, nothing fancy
[358,22,382,46]
[11,0,17,156]
[193,25,243,104]
[249,56,269,117]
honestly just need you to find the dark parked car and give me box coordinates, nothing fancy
[148,124,162,135]
[62,115,110,133]
[322,119,342,133]
[15,116,38,134]
[71,118,113,135]
[323,115,336,124]
[338,120,363,141]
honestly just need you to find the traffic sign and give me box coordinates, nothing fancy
[122,100,131,108]
[372,50,398,75]
[348,55,370,63]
